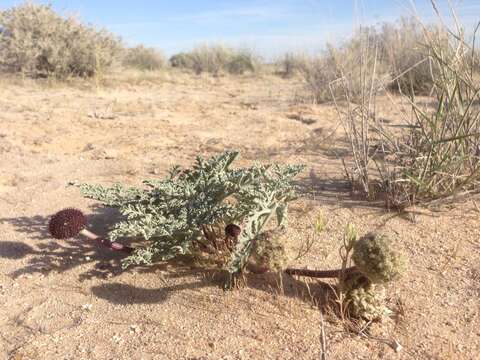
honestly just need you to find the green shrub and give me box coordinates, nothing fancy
[122,45,165,71]
[0,2,122,79]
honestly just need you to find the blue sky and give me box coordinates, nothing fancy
[1,1,479,58]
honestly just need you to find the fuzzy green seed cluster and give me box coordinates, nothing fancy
[352,233,405,283]
[250,230,288,272]
[345,277,389,321]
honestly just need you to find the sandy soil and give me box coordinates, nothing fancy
[0,70,479,359]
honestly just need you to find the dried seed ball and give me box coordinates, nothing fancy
[48,208,86,239]
[347,285,388,321]
[352,233,406,283]
[225,224,241,238]
[251,230,288,272]
[345,276,389,321]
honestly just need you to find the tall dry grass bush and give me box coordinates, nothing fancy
[0,2,122,79]
[122,45,165,71]
[396,15,480,201]
[278,52,309,78]
[294,17,455,103]
[334,3,480,207]
[169,45,259,75]
[299,27,389,103]
[330,29,389,199]
[169,52,194,69]
[379,17,449,95]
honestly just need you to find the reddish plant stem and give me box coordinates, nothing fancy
[285,266,358,278]
[80,229,134,254]
[96,237,135,254]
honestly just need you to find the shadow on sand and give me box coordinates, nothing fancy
[0,205,135,280]
[89,266,336,314]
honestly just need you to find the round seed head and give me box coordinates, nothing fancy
[344,273,389,321]
[250,230,288,272]
[225,224,241,238]
[48,208,86,239]
[352,233,406,283]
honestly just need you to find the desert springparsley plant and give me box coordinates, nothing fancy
[73,151,304,288]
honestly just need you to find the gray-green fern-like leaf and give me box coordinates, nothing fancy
[74,151,304,282]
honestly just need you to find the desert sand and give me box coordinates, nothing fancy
[0,71,479,359]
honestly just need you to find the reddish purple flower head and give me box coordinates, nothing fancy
[225,223,241,238]
[48,208,86,239]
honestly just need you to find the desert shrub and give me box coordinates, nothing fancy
[300,27,388,103]
[378,17,449,94]
[226,50,258,75]
[0,2,122,79]
[297,55,333,102]
[335,6,480,206]
[278,52,308,78]
[169,52,194,68]
[297,17,453,103]
[395,28,480,200]
[190,45,231,75]
[169,45,258,75]
[74,151,304,288]
[122,45,165,71]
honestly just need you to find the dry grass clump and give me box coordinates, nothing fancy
[296,55,335,103]
[334,4,480,206]
[299,27,389,103]
[122,45,165,71]
[379,17,448,95]
[0,2,122,79]
[169,52,195,69]
[293,17,454,103]
[396,24,480,200]
[277,52,308,78]
[169,44,259,75]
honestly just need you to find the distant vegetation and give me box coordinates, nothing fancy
[169,45,259,75]
[3,1,470,91]
[0,2,122,79]
[327,7,480,207]
[278,17,473,102]
[122,45,166,71]
[0,2,260,79]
